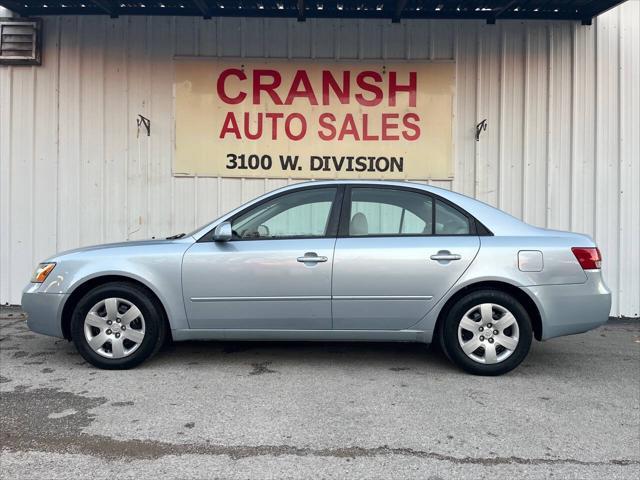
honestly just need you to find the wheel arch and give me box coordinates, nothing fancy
[60,275,172,341]
[433,280,543,341]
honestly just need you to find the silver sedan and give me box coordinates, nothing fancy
[22,181,611,375]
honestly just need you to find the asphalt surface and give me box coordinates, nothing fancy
[1,306,639,480]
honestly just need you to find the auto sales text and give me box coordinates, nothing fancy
[216,68,421,142]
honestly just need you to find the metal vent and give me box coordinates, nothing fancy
[0,18,42,66]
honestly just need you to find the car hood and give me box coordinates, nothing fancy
[44,237,195,262]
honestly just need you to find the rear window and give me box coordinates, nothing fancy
[435,200,470,235]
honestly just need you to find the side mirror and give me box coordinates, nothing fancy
[213,221,233,242]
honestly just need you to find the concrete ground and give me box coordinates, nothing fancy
[1,306,639,480]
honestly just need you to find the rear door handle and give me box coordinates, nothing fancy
[430,251,462,262]
[297,252,328,263]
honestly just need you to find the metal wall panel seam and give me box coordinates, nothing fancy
[616,6,623,316]
[497,26,505,211]
[0,66,13,300]
[30,61,36,273]
[522,26,530,224]
[569,22,576,233]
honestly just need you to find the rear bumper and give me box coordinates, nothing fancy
[21,283,68,338]
[522,271,611,340]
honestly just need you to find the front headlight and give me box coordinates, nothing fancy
[31,263,56,283]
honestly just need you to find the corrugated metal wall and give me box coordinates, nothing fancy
[1,2,639,317]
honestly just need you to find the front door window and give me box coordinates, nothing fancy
[231,188,337,239]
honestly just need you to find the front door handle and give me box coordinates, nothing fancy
[297,252,328,263]
[430,251,462,262]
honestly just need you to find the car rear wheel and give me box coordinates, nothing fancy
[440,290,533,376]
[70,282,166,369]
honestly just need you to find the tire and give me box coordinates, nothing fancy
[439,289,533,376]
[70,282,167,369]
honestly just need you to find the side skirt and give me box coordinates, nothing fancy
[171,328,431,343]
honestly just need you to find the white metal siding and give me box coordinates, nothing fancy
[1,3,639,317]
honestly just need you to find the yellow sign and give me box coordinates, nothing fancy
[175,59,454,179]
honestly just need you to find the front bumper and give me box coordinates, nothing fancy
[22,283,68,338]
[523,271,612,340]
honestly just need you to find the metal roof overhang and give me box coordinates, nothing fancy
[0,1,628,25]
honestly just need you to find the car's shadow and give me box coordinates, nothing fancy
[154,339,459,373]
[146,333,611,378]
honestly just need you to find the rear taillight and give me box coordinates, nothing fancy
[571,247,602,270]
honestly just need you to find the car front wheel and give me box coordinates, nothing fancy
[440,290,533,376]
[70,282,166,369]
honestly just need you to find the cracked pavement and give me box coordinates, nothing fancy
[1,307,639,479]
